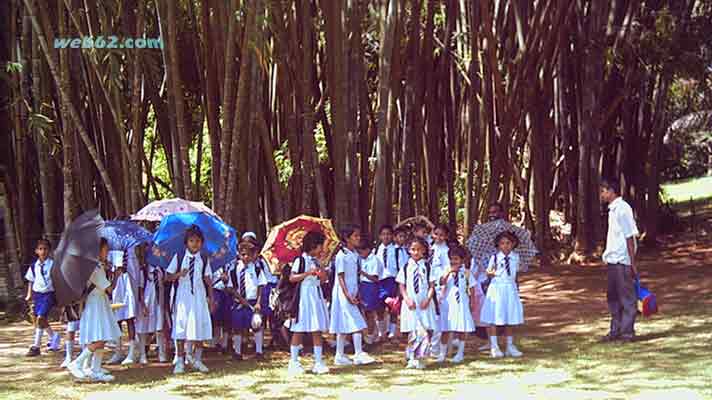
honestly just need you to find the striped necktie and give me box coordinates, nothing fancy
[239,265,247,299]
[505,256,511,275]
[383,246,388,273]
[413,264,420,294]
[38,262,48,286]
[454,271,460,303]
[188,256,196,294]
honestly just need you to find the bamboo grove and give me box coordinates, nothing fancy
[1,0,711,273]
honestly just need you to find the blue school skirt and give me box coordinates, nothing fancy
[32,291,56,318]
[211,289,231,324]
[231,299,258,330]
[261,282,276,318]
[360,282,383,312]
[378,277,398,301]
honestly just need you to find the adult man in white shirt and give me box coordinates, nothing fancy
[600,179,639,343]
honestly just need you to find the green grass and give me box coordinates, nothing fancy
[1,307,711,400]
[662,175,712,204]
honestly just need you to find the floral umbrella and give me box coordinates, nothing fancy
[466,219,538,272]
[131,198,220,222]
[261,215,340,273]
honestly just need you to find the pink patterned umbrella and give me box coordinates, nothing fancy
[131,198,220,222]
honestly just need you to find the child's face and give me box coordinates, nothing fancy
[357,248,370,258]
[186,236,203,253]
[309,243,324,258]
[99,245,109,261]
[433,228,447,244]
[498,237,514,254]
[414,228,427,239]
[379,229,393,245]
[409,242,426,261]
[450,255,464,269]
[240,250,256,264]
[394,232,407,245]
[346,230,361,248]
[35,244,50,260]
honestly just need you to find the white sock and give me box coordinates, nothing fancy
[220,333,228,348]
[314,345,323,364]
[506,336,514,347]
[233,335,242,354]
[65,339,74,360]
[457,340,465,356]
[336,334,346,357]
[126,339,136,359]
[46,326,55,338]
[157,333,166,357]
[490,336,499,348]
[353,333,363,355]
[195,345,203,362]
[290,345,299,362]
[139,335,147,358]
[74,347,93,365]
[389,323,396,335]
[33,329,44,348]
[92,349,104,374]
[186,342,194,359]
[255,330,264,354]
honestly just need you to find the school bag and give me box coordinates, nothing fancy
[635,276,658,317]
[276,256,305,321]
[170,250,210,314]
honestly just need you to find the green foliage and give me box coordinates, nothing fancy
[273,140,293,186]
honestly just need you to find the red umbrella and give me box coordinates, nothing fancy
[261,215,340,273]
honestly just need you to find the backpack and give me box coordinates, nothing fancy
[404,259,440,316]
[276,256,305,322]
[170,250,210,313]
[635,276,658,317]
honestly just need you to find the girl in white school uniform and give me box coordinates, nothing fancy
[227,241,267,361]
[429,224,451,357]
[134,243,168,364]
[397,238,438,369]
[67,238,122,383]
[165,225,215,374]
[288,231,330,375]
[107,246,140,365]
[356,239,384,344]
[480,231,524,358]
[329,225,376,366]
[437,245,476,363]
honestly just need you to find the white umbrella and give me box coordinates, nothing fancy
[130,198,220,222]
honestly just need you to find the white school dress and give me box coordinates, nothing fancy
[480,251,524,326]
[329,248,367,334]
[470,257,488,327]
[291,253,330,333]
[396,258,438,332]
[440,268,476,332]
[430,243,450,323]
[136,264,164,334]
[110,248,139,322]
[79,263,122,345]
[167,252,213,341]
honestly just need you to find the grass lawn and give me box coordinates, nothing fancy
[1,232,711,400]
[662,175,712,204]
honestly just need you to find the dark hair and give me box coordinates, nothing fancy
[378,224,394,235]
[489,202,505,212]
[410,237,430,254]
[35,238,51,249]
[600,179,620,195]
[302,231,326,253]
[413,222,428,231]
[433,224,450,234]
[394,225,410,236]
[448,244,468,260]
[184,225,204,244]
[99,237,109,249]
[494,231,519,248]
[355,237,372,251]
[339,224,361,242]
[238,241,257,255]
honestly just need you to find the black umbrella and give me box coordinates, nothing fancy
[51,209,105,306]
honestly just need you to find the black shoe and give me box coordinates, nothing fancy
[26,346,40,357]
[599,334,620,343]
[619,336,635,343]
[232,353,243,361]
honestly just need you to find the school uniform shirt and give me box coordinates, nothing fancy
[112,246,140,322]
[396,258,438,332]
[227,260,268,301]
[167,251,213,341]
[25,259,54,293]
[136,264,164,334]
[330,248,368,334]
[359,253,384,283]
[375,243,401,279]
[602,197,639,266]
[290,253,330,333]
[258,257,279,284]
[440,268,476,332]
[430,242,450,294]
[80,262,121,345]
[480,251,524,326]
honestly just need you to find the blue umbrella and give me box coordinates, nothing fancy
[147,212,237,270]
[101,220,153,251]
